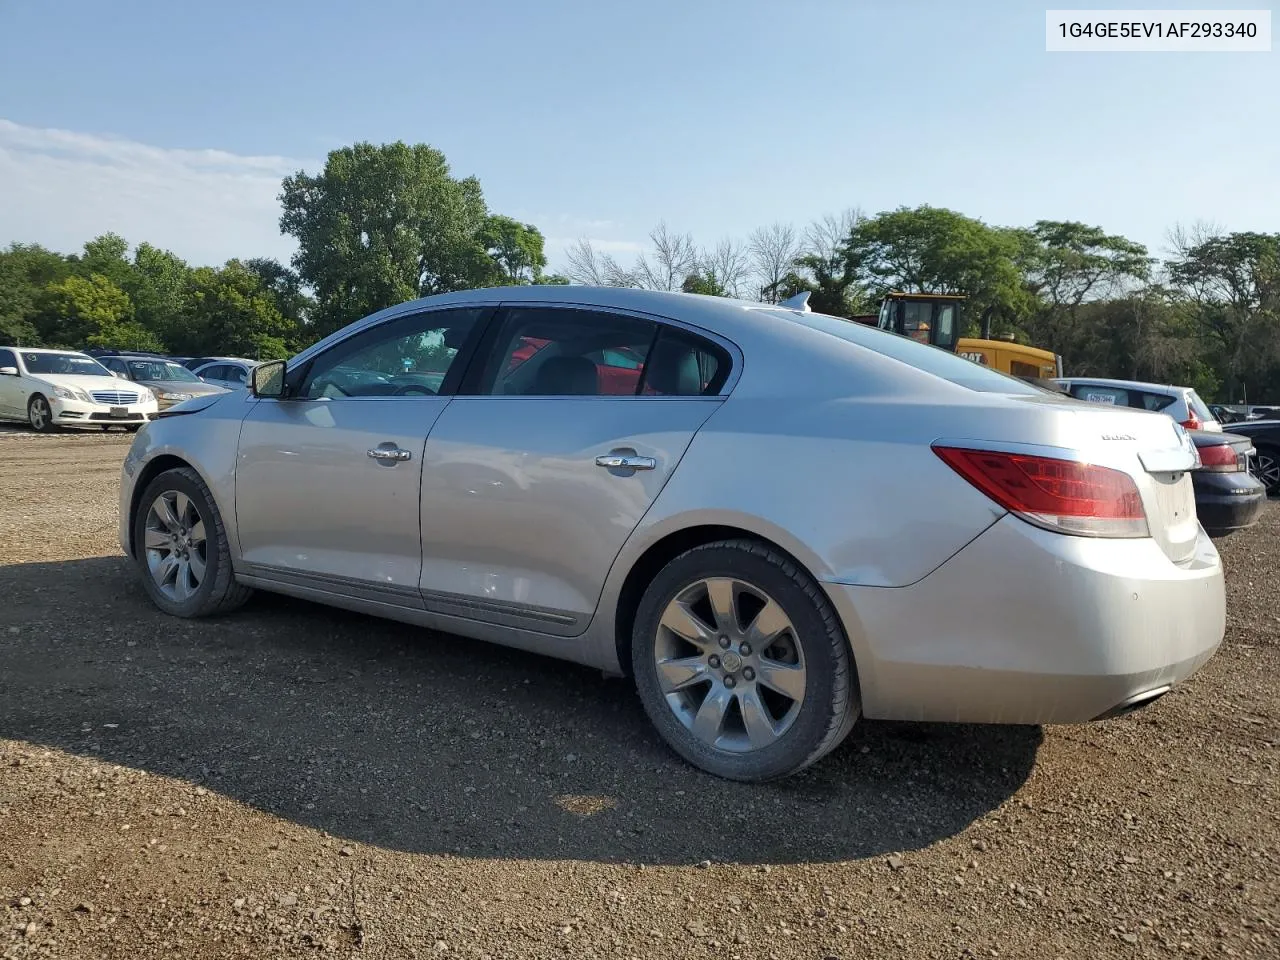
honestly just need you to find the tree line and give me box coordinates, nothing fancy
[2,139,1276,402]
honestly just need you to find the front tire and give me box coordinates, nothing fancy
[27,395,55,432]
[631,539,859,781]
[133,467,253,618]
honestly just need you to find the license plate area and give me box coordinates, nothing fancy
[110,406,130,419]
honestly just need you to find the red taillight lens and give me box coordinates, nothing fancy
[1180,413,1202,431]
[1195,443,1240,473]
[934,446,1149,538]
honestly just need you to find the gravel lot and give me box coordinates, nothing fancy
[1,424,1277,959]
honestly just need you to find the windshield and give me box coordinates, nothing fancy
[775,310,1044,395]
[127,360,201,382]
[21,352,111,377]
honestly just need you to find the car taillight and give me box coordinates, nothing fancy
[1196,443,1241,473]
[1180,412,1202,430]
[933,446,1149,538]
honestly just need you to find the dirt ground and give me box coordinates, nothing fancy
[1,424,1277,960]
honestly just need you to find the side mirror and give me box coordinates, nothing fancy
[0,366,17,377]
[251,359,286,398]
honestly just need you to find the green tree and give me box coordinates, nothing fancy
[0,243,74,345]
[0,254,38,345]
[245,257,315,346]
[130,243,190,347]
[1020,221,1152,361]
[681,270,728,297]
[43,273,160,350]
[1167,231,1280,402]
[479,215,549,283]
[78,233,135,288]
[279,141,496,336]
[844,206,1030,334]
[184,260,297,359]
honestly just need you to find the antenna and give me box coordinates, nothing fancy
[778,291,811,313]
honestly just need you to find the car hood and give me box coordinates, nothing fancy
[135,378,228,397]
[30,373,149,395]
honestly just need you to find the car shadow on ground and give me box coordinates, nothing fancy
[0,556,1042,865]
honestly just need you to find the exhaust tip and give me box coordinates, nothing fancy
[1092,686,1172,722]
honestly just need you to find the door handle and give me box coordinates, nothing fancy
[368,446,412,462]
[595,454,656,471]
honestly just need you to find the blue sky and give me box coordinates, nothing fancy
[1,0,1277,271]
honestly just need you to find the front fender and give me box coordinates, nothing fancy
[118,397,254,560]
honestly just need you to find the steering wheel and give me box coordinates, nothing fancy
[393,383,436,396]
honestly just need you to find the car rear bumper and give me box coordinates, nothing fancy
[822,514,1225,725]
[1192,470,1267,536]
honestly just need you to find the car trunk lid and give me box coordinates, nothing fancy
[1062,406,1200,563]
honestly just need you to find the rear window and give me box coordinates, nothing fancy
[1186,390,1214,422]
[1138,391,1176,412]
[1071,385,1127,406]
[776,310,1042,395]
[1068,383,1178,412]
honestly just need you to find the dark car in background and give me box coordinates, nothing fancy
[1188,430,1267,536]
[1223,419,1280,497]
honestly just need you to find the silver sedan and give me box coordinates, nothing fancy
[119,287,1225,781]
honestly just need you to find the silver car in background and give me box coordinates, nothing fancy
[119,287,1225,781]
[191,358,258,391]
[1053,376,1223,432]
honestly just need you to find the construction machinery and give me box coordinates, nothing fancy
[841,291,1063,380]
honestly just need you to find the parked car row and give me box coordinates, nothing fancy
[1051,377,1277,532]
[0,347,263,432]
[1,347,161,431]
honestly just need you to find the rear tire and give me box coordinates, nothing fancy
[631,539,859,781]
[133,467,253,618]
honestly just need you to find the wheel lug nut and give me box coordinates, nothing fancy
[708,655,720,669]
[718,635,730,649]
[739,642,752,656]
[724,676,736,689]
[743,667,755,681]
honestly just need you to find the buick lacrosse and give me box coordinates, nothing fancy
[120,286,1225,780]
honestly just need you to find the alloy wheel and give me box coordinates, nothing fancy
[1255,449,1280,496]
[28,398,49,430]
[143,490,207,602]
[653,577,806,753]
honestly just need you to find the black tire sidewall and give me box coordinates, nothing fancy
[133,469,225,617]
[632,544,850,781]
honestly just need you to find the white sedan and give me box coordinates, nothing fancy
[0,347,159,432]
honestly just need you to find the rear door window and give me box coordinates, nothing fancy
[1070,384,1128,406]
[477,307,658,396]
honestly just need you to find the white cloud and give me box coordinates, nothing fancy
[0,119,645,276]
[545,237,646,256]
[0,118,307,266]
